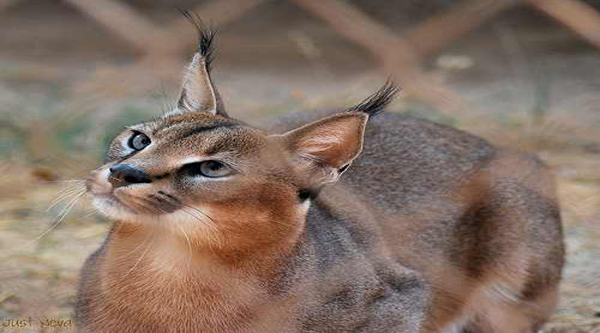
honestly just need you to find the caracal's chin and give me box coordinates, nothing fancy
[91,194,148,222]
[91,194,219,237]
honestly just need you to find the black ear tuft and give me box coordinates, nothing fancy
[349,80,399,116]
[180,9,216,72]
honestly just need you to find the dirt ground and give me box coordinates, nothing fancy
[0,2,599,332]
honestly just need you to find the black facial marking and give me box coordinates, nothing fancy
[298,188,320,202]
[157,191,182,204]
[339,164,349,173]
[298,190,311,201]
[147,194,180,213]
[153,173,171,180]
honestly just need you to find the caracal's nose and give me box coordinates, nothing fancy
[108,164,152,188]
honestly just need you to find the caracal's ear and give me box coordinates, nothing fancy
[172,11,226,117]
[279,81,398,186]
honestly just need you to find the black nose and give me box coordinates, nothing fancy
[108,164,152,188]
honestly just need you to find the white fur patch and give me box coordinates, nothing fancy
[298,199,311,214]
[177,156,205,165]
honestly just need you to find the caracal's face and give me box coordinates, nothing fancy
[86,111,310,249]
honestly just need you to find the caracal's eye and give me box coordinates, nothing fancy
[128,132,151,151]
[181,160,233,178]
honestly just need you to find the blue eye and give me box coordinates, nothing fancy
[181,160,232,178]
[128,132,151,151]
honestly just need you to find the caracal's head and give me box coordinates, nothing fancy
[86,14,398,254]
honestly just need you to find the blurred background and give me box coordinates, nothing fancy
[1,0,599,331]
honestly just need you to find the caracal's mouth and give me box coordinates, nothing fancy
[92,193,142,217]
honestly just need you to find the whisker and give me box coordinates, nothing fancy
[115,194,176,272]
[48,190,81,210]
[181,202,218,224]
[176,223,194,269]
[35,189,86,242]
[120,229,154,263]
[49,181,85,198]
[47,185,86,211]
[46,179,86,183]
[156,192,222,242]
[178,207,211,227]
[3,189,86,257]
[155,191,217,225]
[75,209,100,222]
[123,232,155,278]
[138,200,196,266]
[178,206,224,249]
[55,189,86,218]
[152,202,195,268]
[131,192,224,250]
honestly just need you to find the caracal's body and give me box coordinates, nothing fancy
[76,14,564,333]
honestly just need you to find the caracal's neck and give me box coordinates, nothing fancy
[103,219,299,281]
[92,220,301,332]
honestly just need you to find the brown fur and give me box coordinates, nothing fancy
[76,20,564,333]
